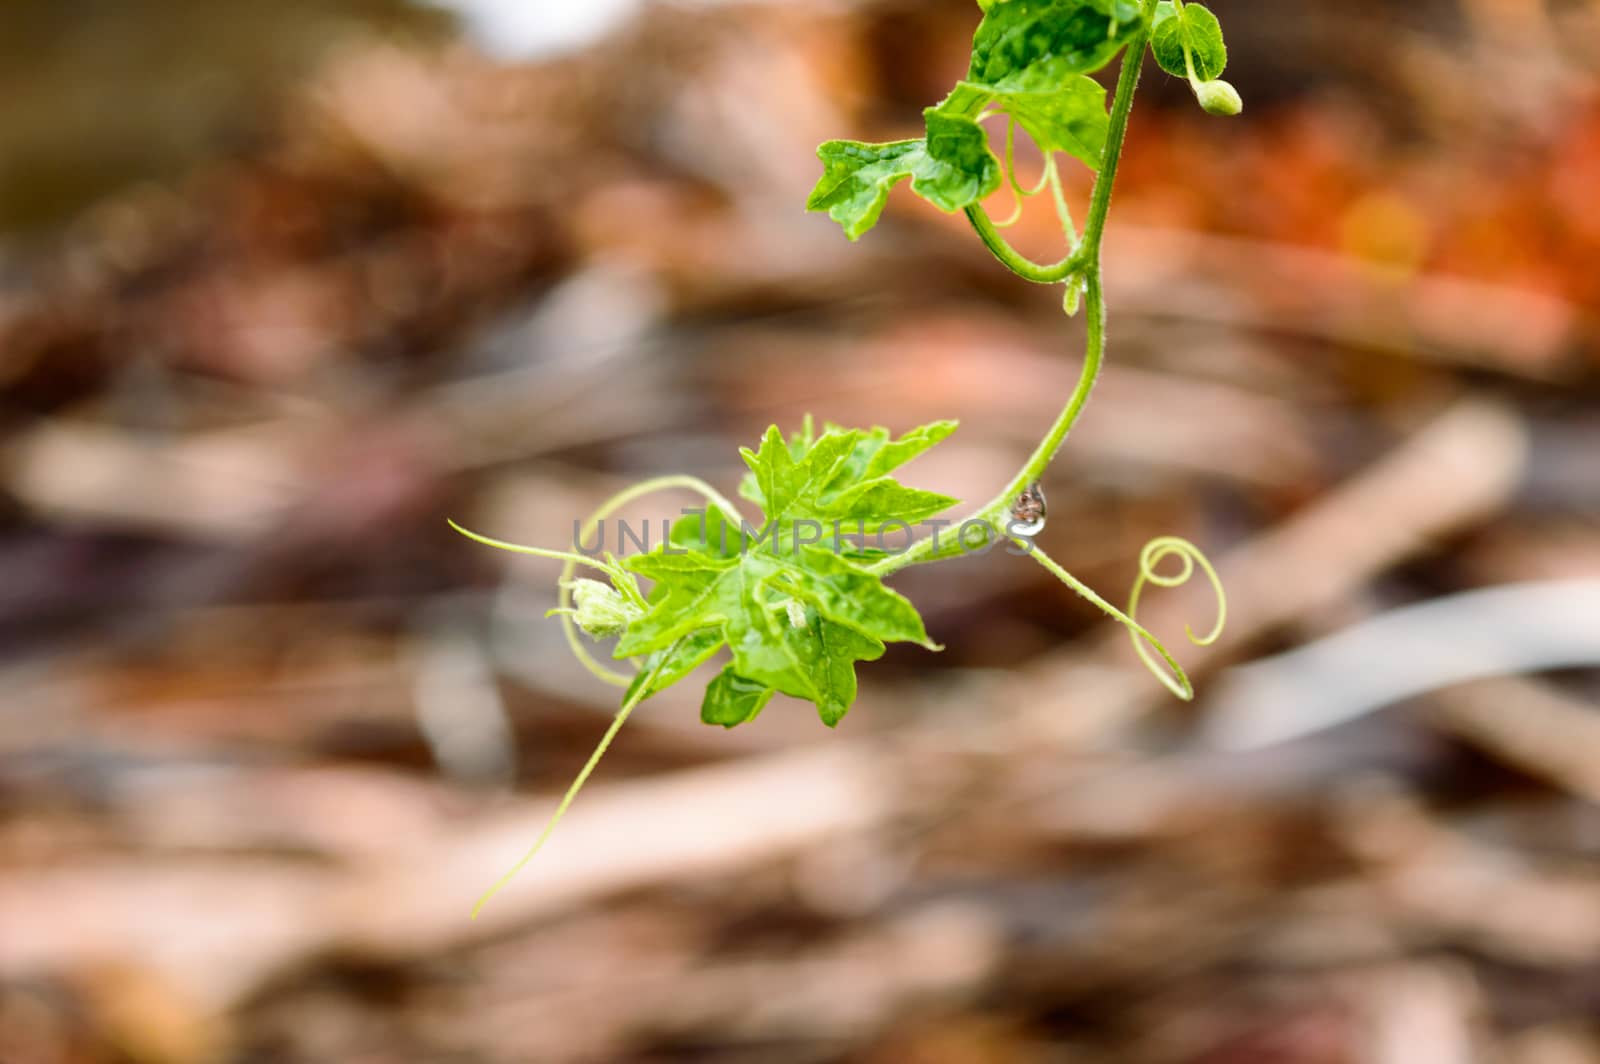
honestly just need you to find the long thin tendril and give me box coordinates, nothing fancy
[469,638,684,920]
[450,480,743,915]
[993,118,1056,229]
[1025,544,1188,699]
[1044,155,1076,245]
[448,521,623,576]
[1024,539,1223,701]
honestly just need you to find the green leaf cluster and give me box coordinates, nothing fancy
[807,0,1147,241]
[616,421,958,729]
[807,0,1246,241]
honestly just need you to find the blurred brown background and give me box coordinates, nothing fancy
[1,1,1599,1061]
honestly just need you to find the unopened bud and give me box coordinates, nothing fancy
[566,579,643,638]
[1193,78,1243,117]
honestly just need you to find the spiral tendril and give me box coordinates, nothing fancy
[1024,535,1226,701]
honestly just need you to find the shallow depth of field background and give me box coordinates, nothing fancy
[2,1,1599,1061]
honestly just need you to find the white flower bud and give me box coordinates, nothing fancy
[567,579,643,638]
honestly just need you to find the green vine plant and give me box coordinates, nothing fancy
[454,0,1235,918]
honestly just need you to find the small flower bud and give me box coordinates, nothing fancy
[568,579,643,638]
[1193,79,1243,117]
[1061,279,1082,318]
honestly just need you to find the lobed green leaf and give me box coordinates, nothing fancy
[701,667,775,728]
[968,0,1145,89]
[740,421,960,535]
[806,112,1000,241]
[669,506,740,558]
[788,611,884,727]
[625,630,723,705]
[827,479,961,530]
[862,419,959,479]
[806,140,923,242]
[781,545,936,649]
[939,74,1110,171]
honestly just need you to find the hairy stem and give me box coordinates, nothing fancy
[964,203,1081,282]
[1080,3,1152,253]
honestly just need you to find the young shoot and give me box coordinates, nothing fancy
[456,0,1239,918]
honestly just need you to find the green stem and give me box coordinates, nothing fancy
[874,2,1153,575]
[870,270,1107,573]
[1080,3,1151,254]
[964,203,1081,283]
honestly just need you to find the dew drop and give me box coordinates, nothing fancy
[1010,480,1047,537]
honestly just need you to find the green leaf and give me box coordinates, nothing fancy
[739,421,960,535]
[969,0,1145,89]
[1006,80,1109,168]
[919,110,1004,212]
[862,419,959,479]
[615,552,734,657]
[616,422,950,727]
[669,506,740,559]
[740,425,859,522]
[781,545,936,648]
[701,667,776,728]
[934,74,1109,171]
[619,546,933,659]
[620,551,901,727]
[728,604,886,729]
[790,610,884,727]
[625,629,723,705]
[826,479,960,530]
[806,140,922,242]
[1152,2,1227,82]
[806,113,1000,241]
